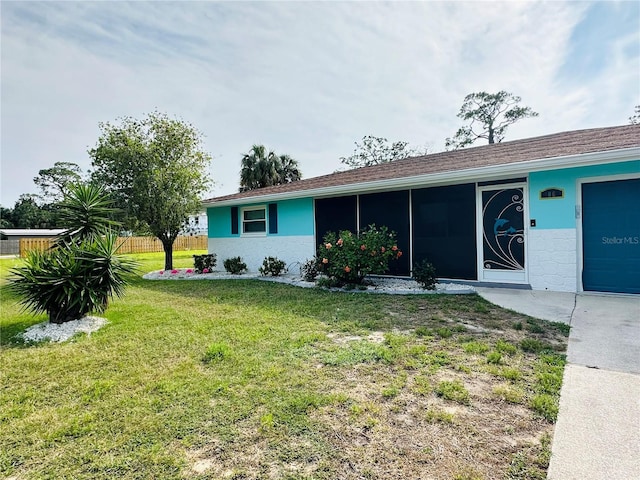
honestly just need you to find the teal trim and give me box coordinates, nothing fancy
[208,206,238,238]
[529,160,640,229]
[208,198,314,238]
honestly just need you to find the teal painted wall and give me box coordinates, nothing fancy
[207,197,314,237]
[529,160,640,229]
[208,206,236,238]
[276,198,314,236]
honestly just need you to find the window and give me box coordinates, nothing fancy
[242,207,266,234]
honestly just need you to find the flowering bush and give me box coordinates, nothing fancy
[193,253,217,273]
[318,225,401,285]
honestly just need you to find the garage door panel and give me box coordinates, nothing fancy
[582,178,640,294]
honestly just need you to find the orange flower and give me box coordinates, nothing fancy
[397,251,403,258]
[322,258,328,264]
[392,245,398,251]
[360,244,366,251]
[344,266,351,273]
[325,243,332,249]
[381,246,386,253]
[337,238,343,246]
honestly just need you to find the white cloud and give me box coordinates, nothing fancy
[1,1,637,206]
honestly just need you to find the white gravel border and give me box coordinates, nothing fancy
[142,269,475,295]
[20,316,108,343]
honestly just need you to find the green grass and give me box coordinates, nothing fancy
[434,380,471,405]
[0,252,569,479]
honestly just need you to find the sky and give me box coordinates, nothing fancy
[1,1,639,207]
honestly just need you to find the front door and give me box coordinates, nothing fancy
[477,184,527,283]
[581,177,640,294]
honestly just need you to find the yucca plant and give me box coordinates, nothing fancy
[9,184,137,324]
[55,183,120,245]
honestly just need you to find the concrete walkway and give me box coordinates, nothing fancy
[476,288,640,480]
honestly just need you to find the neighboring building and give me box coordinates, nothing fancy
[182,213,208,236]
[0,229,65,255]
[202,125,640,294]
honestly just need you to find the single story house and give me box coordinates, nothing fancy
[0,229,65,255]
[202,125,639,294]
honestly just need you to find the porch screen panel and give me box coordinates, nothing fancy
[359,190,410,276]
[314,196,357,246]
[412,184,477,280]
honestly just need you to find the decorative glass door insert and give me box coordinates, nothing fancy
[479,186,526,282]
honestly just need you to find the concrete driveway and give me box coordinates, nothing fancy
[476,289,640,480]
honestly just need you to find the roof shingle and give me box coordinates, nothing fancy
[204,125,640,204]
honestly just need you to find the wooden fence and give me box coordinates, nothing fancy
[19,235,208,257]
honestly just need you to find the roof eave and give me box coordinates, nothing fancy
[202,146,640,208]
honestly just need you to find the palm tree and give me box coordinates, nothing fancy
[277,154,302,184]
[239,145,302,192]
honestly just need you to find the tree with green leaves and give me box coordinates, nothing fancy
[10,194,58,228]
[0,206,14,228]
[340,135,427,169]
[445,91,538,150]
[33,161,83,203]
[89,111,212,270]
[239,145,301,192]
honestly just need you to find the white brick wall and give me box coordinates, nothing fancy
[528,229,577,292]
[208,235,316,273]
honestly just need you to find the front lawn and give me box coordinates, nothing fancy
[0,252,568,479]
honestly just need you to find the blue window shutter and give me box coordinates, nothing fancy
[268,204,278,234]
[231,207,239,234]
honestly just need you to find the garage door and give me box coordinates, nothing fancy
[582,178,640,294]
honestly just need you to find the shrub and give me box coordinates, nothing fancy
[193,253,217,273]
[223,256,247,274]
[412,259,437,290]
[316,276,340,289]
[9,184,135,324]
[300,258,319,282]
[258,256,286,276]
[318,225,401,285]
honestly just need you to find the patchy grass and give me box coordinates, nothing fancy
[0,252,568,479]
[435,380,471,405]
